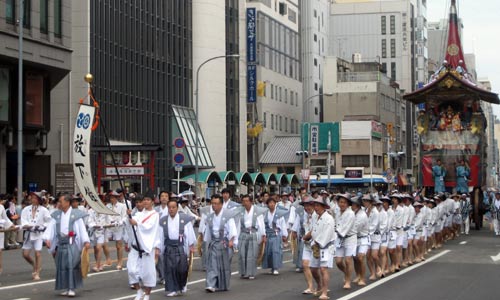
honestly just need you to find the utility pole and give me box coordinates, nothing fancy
[17,0,24,205]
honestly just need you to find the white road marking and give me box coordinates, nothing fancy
[108,259,294,300]
[0,268,128,291]
[459,241,467,245]
[490,252,500,262]
[336,250,451,300]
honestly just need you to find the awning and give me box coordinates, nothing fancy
[180,171,222,184]
[276,173,289,185]
[171,105,214,168]
[249,172,266,185]
[287,174,300,185]
[235,172,253,185]
[217,171,236,182]
[309,175,388,185]
[263,173,278,185]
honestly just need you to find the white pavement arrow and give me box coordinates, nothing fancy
[491,253,500,262]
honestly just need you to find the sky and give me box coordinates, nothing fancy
[426,0,500,115]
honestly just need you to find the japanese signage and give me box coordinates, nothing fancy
[246,8,257,63]
[310,125,319,156]
[371,121,382,138]
[105,167,145,176]
[301,122,341,153]
[247,65,257,103]
[73,104,116,215]
[55,163,75,195]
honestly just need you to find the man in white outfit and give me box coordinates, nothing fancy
[21,192,52,280]
[125,192,160,300]
[334,193,356,290]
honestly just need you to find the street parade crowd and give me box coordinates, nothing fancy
[1,186,500,300]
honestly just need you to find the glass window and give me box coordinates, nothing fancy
[40,0,48,33]
[391,39,396,58]
[290,90,294,105]
[279,87,282,102]
[284,88,288,103]
[23,0,31,28]
[25,72,44,126]
[285,117,288,132]
[295,92,298,106]
[6,0,15,24]
[0,68,9,122]
[54,0,62,37]
[279,116,282,131]
[271,114,274,130]
[391,62,396,80]
[381,39,387,58]
[291,119,294,134]
[381,16,386,35]
[263,112,267,128]
[390,15,396,35]
[271,84,274,99]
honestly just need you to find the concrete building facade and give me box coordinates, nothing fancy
[300,0,330,122]
[0,0,72,193]
[246,0,302,172]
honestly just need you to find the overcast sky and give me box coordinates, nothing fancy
[426,0,500,115]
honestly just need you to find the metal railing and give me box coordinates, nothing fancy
[337,71,390,84]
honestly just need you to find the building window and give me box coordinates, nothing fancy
[342,155,370,168]
[279,87,282,101]
[271,84,274,99]
[290,90,294,105]
[314,58,317,66]
[291,119,294,134]
[401,107,406,122]
[40,0,48,33]
[295,120,298,133]
[381,39,387,58]
[314,34,317,42]
[381,16,386,35]
[390,15,396,34]
[271,114,274,130]
[314,83,318,91]
[285,117,288,132]
[288,8,297,23]
[263,112,267,128]
[279,116,282,131]
[276,115,278,130]
[391,62,396,80]
[0,68,9,122]
[23,0,31,28]
[284,88,288,103]
[6,0,15,24]
[295,92,298,106]
[381,62,387,73]
[25,72,44,127]
[54,0,62,37]
[390,39,396,58]
[314,9,317,18]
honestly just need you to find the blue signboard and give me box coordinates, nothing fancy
[247,65,257,103]
[246,8,257,63]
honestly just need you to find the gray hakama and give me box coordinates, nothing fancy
[238,230,258,277]
[206,237,231,291]
[164,241,188,292]
[55,236,83,290]
[262,229,282,270]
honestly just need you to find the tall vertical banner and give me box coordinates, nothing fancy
[246,8,257,63]
[310,125,319,156]
[73,104,117,215]
[247,65,257,103]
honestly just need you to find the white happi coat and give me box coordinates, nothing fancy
[21,204,52,241]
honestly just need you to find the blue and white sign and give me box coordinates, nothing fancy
[246,8,257,63]
[247,65,257,103]
[310,125,319,156]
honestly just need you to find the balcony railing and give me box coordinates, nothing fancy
[337,72,390,85]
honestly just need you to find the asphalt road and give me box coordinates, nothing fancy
[1,229,500,300]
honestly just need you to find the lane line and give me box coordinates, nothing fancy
[460,241,467,245]
[108,259,294,300]
[336,250,451,300]
[0,268,128,291]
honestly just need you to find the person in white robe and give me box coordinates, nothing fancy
[362,194,381,281]
[87,207,109,272]
[304,197,335,300]
[334,194,356,290]
[21,192,52,280]
[125,192,160,300]
[0,197,15,275]
[44,194,90,297]
[352,197,369,286]
[104,191,128,270]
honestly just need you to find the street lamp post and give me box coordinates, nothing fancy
[194,54,240,196]
[302,93,333,122]
[17,0,24,205]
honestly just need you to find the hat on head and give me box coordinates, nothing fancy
[281,192,289,197]
[300,195,313,205]
[109,190,120,197]
[30,192,43,202]
[495,191,500,195]
[413,201,424,207]
[350,196,361,206]
[402,193,414,200]
[312,197,330,209]
[380,195,391,203]
[451,193,460,199]
[362,193,376,201]
[320,190,329,195]
[337,193,351,202]
[374,198,383,205]
[390,193,402,202]
[70,194,82,202]
[115,188,124,194]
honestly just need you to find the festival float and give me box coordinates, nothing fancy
[403,0,499,228]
